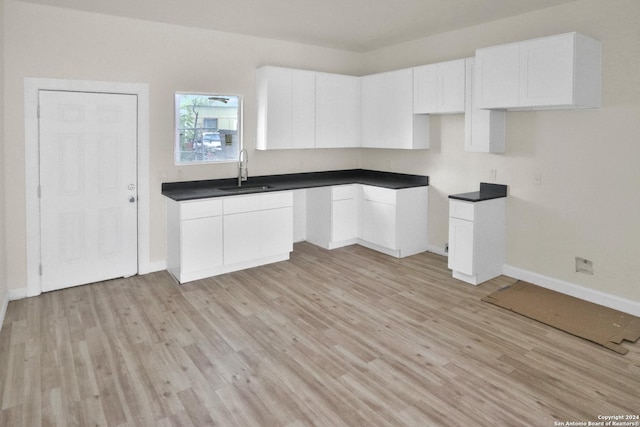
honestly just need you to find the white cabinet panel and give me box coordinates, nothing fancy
[256,66,315,150]
[447,217,474,275]
[464,57,506,153]
[475,32,601,110]
[413,64,438,113]
[315,72,360,148]
[414,59,465,114]
[361,68,429,149]
[306,185,358,249]
[181,199,223,220]
[223,211,261,265]
[224,192,293,265]
[261,207,294,257]
[332,198,358,243]
[519,34,575,107]
[448,198,505,285]
[182,216,223,273]
[167,198,224,283]
[167,191,293,283]
[361,199,396,250]
[475,42,520,109]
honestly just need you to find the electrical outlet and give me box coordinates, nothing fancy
[489,169,497,181]
[575,257,594,275]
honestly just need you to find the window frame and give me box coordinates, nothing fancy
[174,92,243,165]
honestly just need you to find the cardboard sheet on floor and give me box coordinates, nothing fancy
[482,281,640,354]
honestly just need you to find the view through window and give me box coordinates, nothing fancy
[174,93,241,164]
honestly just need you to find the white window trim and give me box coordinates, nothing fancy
[24,78,155,297]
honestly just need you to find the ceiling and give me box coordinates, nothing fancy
[18,0,578,52]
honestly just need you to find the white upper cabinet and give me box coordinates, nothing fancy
[361,68,429,149]
[315,72,361,148]
[256,66,316,150]
[464,57,506,153]
[413,59,466,114]
[475,32,601,110]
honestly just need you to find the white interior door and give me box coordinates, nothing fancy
[38,90,138,292]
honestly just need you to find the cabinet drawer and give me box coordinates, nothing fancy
[223,191,293,215]
[449,200,475,221]
[361,185,396,205]
[224,194,261,215]
[261,191,293,210]
[332,185,357,201]
[181,199,223,220]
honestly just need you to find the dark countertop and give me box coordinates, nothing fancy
[162,169,429,201]
[449,183,507,202]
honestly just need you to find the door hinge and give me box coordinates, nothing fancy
[37,105,40,118]
[39,264,43,276]
[37,185,41,198]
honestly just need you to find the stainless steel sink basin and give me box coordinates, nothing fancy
[218,185,272,193]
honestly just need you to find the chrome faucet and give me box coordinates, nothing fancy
[238,148,248,186]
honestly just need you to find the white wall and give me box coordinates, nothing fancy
[360,0,640,302]
[3,0,363,291]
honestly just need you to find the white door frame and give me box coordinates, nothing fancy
[24,78,151,297]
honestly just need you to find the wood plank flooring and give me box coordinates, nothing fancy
[1,242,639,426]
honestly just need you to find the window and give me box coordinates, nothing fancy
[174,93,242,164]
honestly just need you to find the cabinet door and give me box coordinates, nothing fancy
[464,57,506,153]
[414,60,465,114]
[261,207,293,257]
[332,198,357,242]
[385,68,415,149]
[256,67,315,150]
[316,73,360,148]
[448,217,475,275]
[438,59,466,113]
[519,34,574,107]
[361,199,397,249]
[291,69,316,149]
[361,69,415,149]
[413,63,438,114]
[223,211,261,265]
[182,216,223,273]
[475,43,520,109]
[256,67,290,150]
[360,73,386,148]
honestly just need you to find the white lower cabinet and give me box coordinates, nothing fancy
[359,185,428,258]
[167,198,224,283]
[448,198,505,285]
[167,192,293,284]
[305,184,428,257]
[223,211,261,265]
[306,185,358,249]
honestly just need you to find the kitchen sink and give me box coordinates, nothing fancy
[218,184,272,193]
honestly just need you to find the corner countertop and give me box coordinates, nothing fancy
[448,183,508,202]
[162,169,429,201]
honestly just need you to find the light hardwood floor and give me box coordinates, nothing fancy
[1,242,639,426]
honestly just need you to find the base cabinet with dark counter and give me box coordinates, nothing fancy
[167,191,293,284]
[163,169,429,283]
[448,183,507,285]
[306,184,429,258]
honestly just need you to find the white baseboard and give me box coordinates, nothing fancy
[426,245,448,257]
[139,260,167,275]
[8,287,28,301]
[0,291,9,331]
[503,264,640,317]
